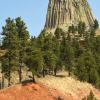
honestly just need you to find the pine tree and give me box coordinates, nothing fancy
[76,50,99,86]
[82,91,97,100]
[93,19,99,30]
[52,36,61,76]
[25,46,44,82]
[60,34,74,76]
[78,21,86,37]
[37,30,46,50]
[43,50,57,75]
[54,28,64,39]
[15,17,30,83]
[68,24,76,34]
[1,18,19,86]
[87,91,97,100]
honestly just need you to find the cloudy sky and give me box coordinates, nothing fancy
[0,0,99,36]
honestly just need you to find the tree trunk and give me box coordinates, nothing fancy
[68,67,71,76]
[68,71,71,77]
[68,65,71,77]
[42,68,45,77]
[8,55,11,87]
[8,71,11,87]
[1,72,4,89]
[19,50,23,83]
[19,63,22,83]
[32,74,36,83]
[49,68,51,75]
[89,68,91,83]
[54,68,57,76]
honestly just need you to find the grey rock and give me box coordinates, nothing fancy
[45,0,95,33]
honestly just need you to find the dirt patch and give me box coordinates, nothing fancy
[0,83,68,100]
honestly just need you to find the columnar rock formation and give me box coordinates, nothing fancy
[45,0,95,32]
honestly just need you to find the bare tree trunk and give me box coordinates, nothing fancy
[8,70,11,87]
[68,71,71,77]
[1,72,4,89]
[49,68,51,75]
[68,66,71,77]
[19,63,22,83]
[19,54,22,83]
[32,74,36,83]
[54,68,57,76]
[42,68,45,77]
[8,54,11,87]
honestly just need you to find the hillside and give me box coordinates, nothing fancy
[37,71,100,100]
[0,71,100,100]
[0,83,66,100]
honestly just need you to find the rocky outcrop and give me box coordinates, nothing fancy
[45,0,95,32]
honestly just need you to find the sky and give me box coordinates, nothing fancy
[0,0,100,37]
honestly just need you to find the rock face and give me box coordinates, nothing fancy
[45,0,95,32]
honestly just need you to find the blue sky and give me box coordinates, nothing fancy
[0,0,100,36]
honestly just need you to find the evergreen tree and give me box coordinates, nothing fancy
[54,28,64,39]
[52,36,61,76]
[78,21,86,37]
[60,34,74,76]
[72,39,83,58]
[15,17,30,83]
[37,30,46,50]
[1,18,19,86]
[43,50,57,75]
[93,19,99,30]
[25,46,44,82]
[87,91,97,100]
[82,91,97,100]
[68,24,76,34]
[75,50,99,86]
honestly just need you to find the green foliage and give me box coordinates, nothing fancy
[1,18,19,86]
[25,48,44,74]
[15,17,30,83]
[82,91,97,100]
[75,51,100,87]
[1,17,30,85]
[60,34,74,76]
[87,91,97,100]
[0,17,100,89]
[54,27,65,39]
[68,24,77,33]
[43,50,57,72]
[78,21,86,37]
[93,19,99,30]
[72,39,83,58]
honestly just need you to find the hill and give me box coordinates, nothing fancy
[0,71,100,100]
[37,71,100,100]
[0,83,67,100]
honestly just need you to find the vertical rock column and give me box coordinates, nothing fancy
[45,0,95,32]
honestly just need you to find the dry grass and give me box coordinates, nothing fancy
[37,71,100,100]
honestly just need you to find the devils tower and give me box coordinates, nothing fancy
[45,0,95,32]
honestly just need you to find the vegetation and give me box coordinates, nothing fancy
[0,17,100,90]
[82,91,97,100]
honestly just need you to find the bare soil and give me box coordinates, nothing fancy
[0,71,100,100]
